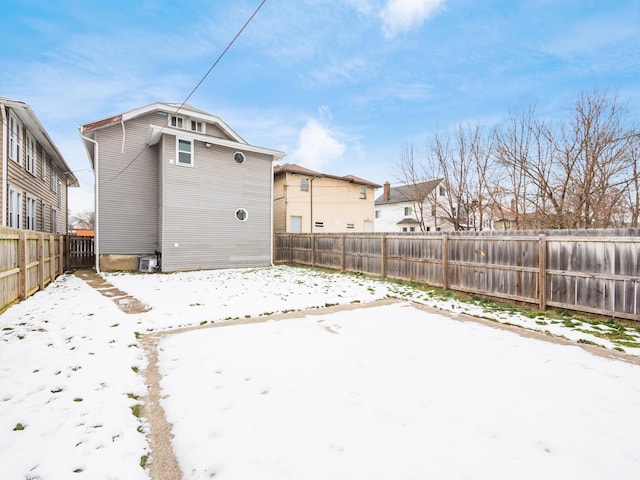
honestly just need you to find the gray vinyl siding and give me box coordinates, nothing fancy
[96,112,161,254]
[160,136,273,272]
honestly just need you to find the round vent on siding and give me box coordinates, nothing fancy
[234,152,246,164]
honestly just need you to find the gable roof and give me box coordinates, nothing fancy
[375,178,444,205]
[79,102,286,167]
[79,102,245,143]
[274,163,381,188]
[1,96,79,187]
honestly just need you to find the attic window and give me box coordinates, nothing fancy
[301,177,309,191]
[234,152,246,164]
[170,116,184,128]
[191,120,204,133]
[359,187,367,199]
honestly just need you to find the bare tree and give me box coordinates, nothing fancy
[70,210,95,230]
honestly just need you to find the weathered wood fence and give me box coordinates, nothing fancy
[1,226,65,313]
[67,235,95,269]
[274,229,640,321]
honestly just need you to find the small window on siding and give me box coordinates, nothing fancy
[439,186,445,196]
[51,207,57,233]
[375,210,381,219]
[235,208,248,222]
[234,152,246,164]
[404,206,412,216]
[26,196,36,230]
[26,133,36,175]
[301,177,309,191]
[190,120,204,132]
[41,149,47,181]
[359,187,367,199]
[171,116,184,128]
[177,139,193,166]
[40,201,46,231]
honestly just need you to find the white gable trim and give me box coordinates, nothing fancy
[146,124,286,160]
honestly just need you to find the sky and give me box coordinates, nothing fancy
[1,266,639,479]
[1,0,639,217]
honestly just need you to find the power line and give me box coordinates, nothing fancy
[102,0,267,185]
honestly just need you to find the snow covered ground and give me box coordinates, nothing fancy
[1,265,639,479]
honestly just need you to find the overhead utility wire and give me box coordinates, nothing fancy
[102,0,267,185]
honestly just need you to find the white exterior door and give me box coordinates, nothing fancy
[290,215,302,233]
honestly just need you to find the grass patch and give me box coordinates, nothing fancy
[131,366,139,373]
[140,454,149,468]
[13,423,25,431]
[130,404,143,418]
[73,397,83,402]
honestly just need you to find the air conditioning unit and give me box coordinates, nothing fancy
[138,256,157,273]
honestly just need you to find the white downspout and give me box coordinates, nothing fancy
[270,159,275,267]
[79,131,100,273]
[1,105,8,227]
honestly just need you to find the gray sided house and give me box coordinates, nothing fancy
[79,103,285,272]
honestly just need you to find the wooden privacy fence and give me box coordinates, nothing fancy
[67,235,95,269]
[1,226,65,312]
[274,229,640,321]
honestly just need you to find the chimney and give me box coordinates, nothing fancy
[383,181,391,201]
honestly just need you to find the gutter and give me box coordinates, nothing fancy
[79,130,100,273]
[1,105,7,227]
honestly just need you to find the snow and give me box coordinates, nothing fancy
[1,265,640,479]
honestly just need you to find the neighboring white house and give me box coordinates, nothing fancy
[374,179,454,232]
[79,102,285,272]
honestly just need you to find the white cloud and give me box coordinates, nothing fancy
[290,118,346,171]
[380,0,444,37]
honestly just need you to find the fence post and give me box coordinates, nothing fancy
[538,234,547,311]
[341,234,346,271]
[18,231,27,300]
[38,233,45,290]
[311,234,316,267]
[442,233,448,290]
[49,235,55,283]
[381,234,387,278]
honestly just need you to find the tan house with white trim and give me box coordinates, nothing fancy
[1,97,78,233]
[274,163,380,233]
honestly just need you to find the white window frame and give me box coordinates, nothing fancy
[26,195,37,230]
[51,207,57,233]
[9,187,23,229]
[40,201,46,231]
[41,148,47,181]
[171,115,184,128]
[375,210,381,219]
[359,187,367,199]
[235,208,248,222]
[190,120,204,133]
[51,167,58,193]
[301,177,309,191]
[26,132,37,175]
[176,138,193,166]
[9,112,22,164]
[404,206,412,216]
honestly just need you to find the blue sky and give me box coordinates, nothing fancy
[2,0,639,216]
